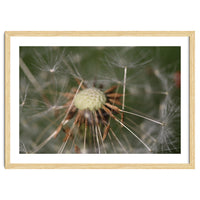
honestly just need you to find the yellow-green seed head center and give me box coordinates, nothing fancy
[74,88,106,111]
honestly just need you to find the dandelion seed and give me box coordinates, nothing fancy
[20,142,28,154]
[20,82,29,107]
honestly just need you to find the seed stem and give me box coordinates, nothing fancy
[20,58,42,92]
[120,109,164,126]
[114,117,151,152]
[58,123,75,153]
[122,66,127,110]
[109,127,128,153]
[95,126,101,154]
[83,118,88,153]
[32,80,83,153]
[61,80,83,125]
[32,123,64,153]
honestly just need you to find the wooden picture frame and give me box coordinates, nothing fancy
[5,31,195,169]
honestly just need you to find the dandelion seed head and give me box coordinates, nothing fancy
[74,87,106,111]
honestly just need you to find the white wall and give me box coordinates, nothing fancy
[0,1,199,200]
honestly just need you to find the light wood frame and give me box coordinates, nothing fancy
[5,31,195,169]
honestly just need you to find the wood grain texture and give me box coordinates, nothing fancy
[189,31,195,169]
[5,32,11,169]
[4,31,195,169]
[4,31,195,37]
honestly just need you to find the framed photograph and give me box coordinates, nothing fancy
[5,31,195,169]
